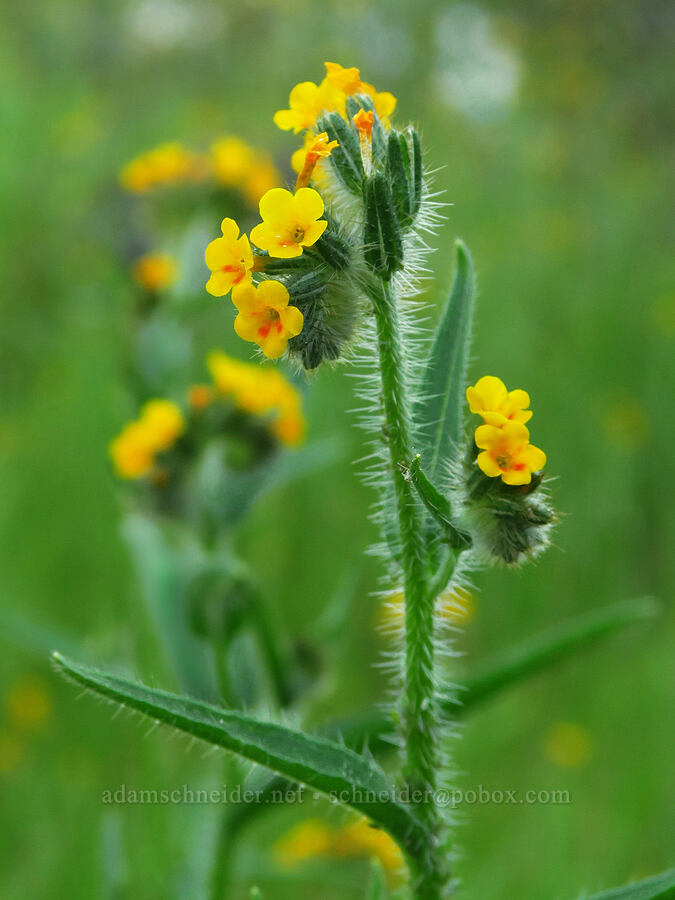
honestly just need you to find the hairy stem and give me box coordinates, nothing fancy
[369,280,447,898]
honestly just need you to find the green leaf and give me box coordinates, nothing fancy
[122,513,219,702]
[585,868,675,899]
[366,858,388,899]
[52,653,428,856]
[406,455,471,549]
[331,598,659,751]
[456,596,659,713]
[414,240,475,479]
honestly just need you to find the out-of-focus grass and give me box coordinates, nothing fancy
[0,1,673,898]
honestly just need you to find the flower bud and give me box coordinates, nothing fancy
[286,270,358,369]
[316,111,364,194]
[364,172,404,279]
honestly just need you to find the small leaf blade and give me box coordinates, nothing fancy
[414,240,475,479]
[52,653,427,855]
[584,868,675,899]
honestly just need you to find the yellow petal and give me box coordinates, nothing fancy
[477,451,501,478]
[473,375,507,409]
[231,284,262,315]
[502,468,532,486]
[293,187,324,223]
[301,219,328,247]
[238,234,253,269]
[258,279,290,311]
[280,305,304,337]
[206,271,235,297]
[220,217,240,241]
[273,109,299,132]
[523,444,547,471]
[204,236,230,272]
[234,312,263,342]
[515,409,533,424]
[260,187,295,223]
[480,410,510,426]
[260,332,288,359]
[507,388,530,410]
[501,421,530,445]
[374,91,397,119]
[474,424,502,449]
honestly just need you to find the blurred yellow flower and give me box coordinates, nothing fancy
[232,280,304,359]
[206,351,306,445]
[323,62,397,127]
[466,376,532,426]
[109,421,156,479]
[544,722,593,768]
[250,188,327,259]
[333,819,403,873]
[475,421,546,486]
[274,819,333,867]
[211,136,255,187]
[6,676,52,734]
[273,817,403,878]
[140,399,185,451]
[109,399,184,479]
[205,218,254,297]
[132,252,178,291]
[119,142,205,193]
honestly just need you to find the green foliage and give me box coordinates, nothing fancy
[52,653,429,857]
[366,859,388,900]
[584,868,675,899]
[414,240,475,480]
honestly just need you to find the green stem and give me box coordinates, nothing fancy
[369,280,447,898]
[247,587,295,708]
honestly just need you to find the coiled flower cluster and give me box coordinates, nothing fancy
[203,62,436,371]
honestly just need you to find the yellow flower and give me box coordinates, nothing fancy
[324,61,362,95]
[109,421,156,479]
[544,722,593,768]
[466,375,533,426]
[140,399,185,451]
[333,819,403,873]
[353,109,374,139]
[205,218,254,297]
[294,132,339,190]
[475,421,546,486]
[273,819,333,868]
[272,389,307,447]
[132,253,178,291]
[250,187,327,259]
[323,62,397,126]
[6,676,52,734]
[119,142,203,193]
[211,136,255,187]
[273,78,347,133]
[231,280,303,359]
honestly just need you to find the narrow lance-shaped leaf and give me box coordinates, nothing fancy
[327,597,659,751]
[405,455,472,550]
[584,867,675,899]
[414,240,475,479]
[52,653,428,857]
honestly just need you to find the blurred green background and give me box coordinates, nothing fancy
[1,0,673,898]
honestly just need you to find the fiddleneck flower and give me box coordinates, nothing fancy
[205,218,254,297]
[475,421,546,486]
[250,188,327,259]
